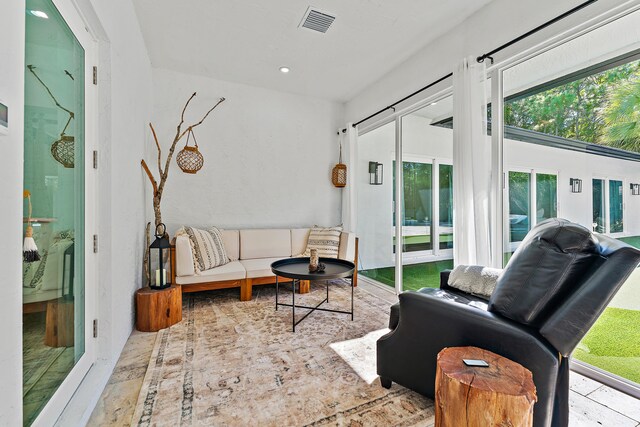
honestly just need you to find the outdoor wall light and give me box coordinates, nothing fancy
[570,178,582,193]
[631,183,640,196]
[369,161,383,185]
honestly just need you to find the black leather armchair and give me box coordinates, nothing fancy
[377,218,640,427]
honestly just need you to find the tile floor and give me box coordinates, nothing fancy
[87,282,640,426]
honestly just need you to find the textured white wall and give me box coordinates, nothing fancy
[150,68,344,235]
[0,1,25,424]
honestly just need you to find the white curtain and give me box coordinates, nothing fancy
[341,123,358,233]
[452,56,492,266]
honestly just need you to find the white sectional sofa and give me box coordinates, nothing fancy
[171,228,358,301]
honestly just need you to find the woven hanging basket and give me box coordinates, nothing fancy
[332,144,347,188]
[51,134,75,168]
[176,128,204,174]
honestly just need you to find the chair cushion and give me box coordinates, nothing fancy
[240,229,291,259]
[302,225,343,258]
[184,226,229,272]
[240,257,288,279]
[176,261,246,285]
[489,218,599,326]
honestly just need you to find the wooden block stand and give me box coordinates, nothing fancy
[435,346,537,427]
[136,284,182,332]
[45,297,74,348]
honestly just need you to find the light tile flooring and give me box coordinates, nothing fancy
[88,282,640,426]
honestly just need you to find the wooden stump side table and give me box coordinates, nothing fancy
[435,346,537,427]
[136,285,182,332]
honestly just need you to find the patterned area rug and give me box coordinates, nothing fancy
[131,281,434,426]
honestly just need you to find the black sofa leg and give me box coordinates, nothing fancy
[379,376,392,389]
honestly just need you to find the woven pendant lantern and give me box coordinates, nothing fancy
[51,134,75,168]
[177,128,204,174]
[332,141,347,188]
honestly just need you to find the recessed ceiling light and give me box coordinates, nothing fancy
[430,102,438,106]
[28,10,49,19]
[279,66,291,74]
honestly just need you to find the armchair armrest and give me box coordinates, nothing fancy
[377,289,559,427]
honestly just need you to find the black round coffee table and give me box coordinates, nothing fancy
[271,257,356,332]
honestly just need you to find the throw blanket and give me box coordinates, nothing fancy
[448,265,502,299]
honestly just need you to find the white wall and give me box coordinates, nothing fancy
[0,0,152,424]
[357,115,640,270]
[150,68,344,234]
[0,1,25,424]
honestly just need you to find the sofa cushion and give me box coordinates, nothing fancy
[488,218,599,326]
[338,231,356,261]
[240,229,291,259]
[222,230,240,261]
[175,235,195,277]
[291,228,311,257]
[302,225,343,258]
[176,261,246,285]
[240,257,288,279]
[184,226,229,272]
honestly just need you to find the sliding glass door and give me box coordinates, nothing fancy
[500,10,640,391]
[23,0,96,424]
[357,95,454,293]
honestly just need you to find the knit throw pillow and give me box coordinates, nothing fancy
[448,265,502,300]
[302,225,343,258]
[183,226,229,272]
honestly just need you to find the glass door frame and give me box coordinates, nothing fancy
[27,0,98,424]
[491,7,640,398]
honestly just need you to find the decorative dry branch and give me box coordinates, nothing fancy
[141,92,225,228]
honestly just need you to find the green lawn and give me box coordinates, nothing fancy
[573,307,640,383]
[359,259,453,291]
[618,236,640,249]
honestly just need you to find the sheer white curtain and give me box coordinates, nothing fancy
[452,57,492,266]
[341,124,358,233]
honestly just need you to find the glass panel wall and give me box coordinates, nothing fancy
[357,121,398,289]
[536,173,557,222]
[592,179,606,233]
[610,180,624,233]
[438,164,454,250]
[502,10,640,388]
[23,0,86,424]
[398,96,454,291]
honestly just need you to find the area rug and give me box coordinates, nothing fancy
[131,281,434,426]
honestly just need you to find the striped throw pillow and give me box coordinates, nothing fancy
[302,225,343,258]
[184,226,229,272]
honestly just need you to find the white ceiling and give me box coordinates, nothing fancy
[132,0,493,102]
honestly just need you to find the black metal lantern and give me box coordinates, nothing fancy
[149,223,171,289]
[631,183,640,196]
[570,178,582,193]
[369,161,383,185]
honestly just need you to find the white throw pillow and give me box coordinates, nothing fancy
[447,265,502,299]
[302,225,343,258]
[183,226,229,273]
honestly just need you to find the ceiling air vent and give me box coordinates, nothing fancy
[299,7,335,33]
